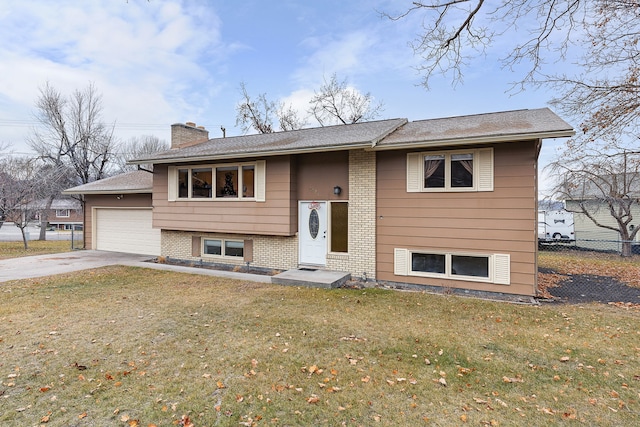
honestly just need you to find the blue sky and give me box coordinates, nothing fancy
[0,0,573,195]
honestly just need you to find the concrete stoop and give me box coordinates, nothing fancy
[272,268,351,289]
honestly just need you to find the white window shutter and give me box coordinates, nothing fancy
[394,248,409,276]
[255,160,266,202]
[477,148,494,191]
[406,153,422,192]
[493,254,510,285]
[167,166,177,201]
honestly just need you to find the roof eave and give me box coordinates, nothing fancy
[372,130,575,151]
[128,141,374,165]
[62,189,152,195]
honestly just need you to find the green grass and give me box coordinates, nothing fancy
[1,267,638,426]
[0,240,73,260]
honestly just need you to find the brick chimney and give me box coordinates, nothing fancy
[171,122,210,149]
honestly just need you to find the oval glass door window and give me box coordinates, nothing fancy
[309,209,319,239]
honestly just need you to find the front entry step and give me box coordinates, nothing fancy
[272,269,351,289]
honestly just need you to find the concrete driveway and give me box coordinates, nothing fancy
[0,250,272,283]
[0,251,151,282]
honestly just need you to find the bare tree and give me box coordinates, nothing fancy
[308,73,384,126]
[549,145,640,256]
[235,82,277,134]
[28,82,118,239]
[384,1,639,144]
[115,135,169,172]
[29,82,117,184]
[277,102,307,131]
[0,157,54,249]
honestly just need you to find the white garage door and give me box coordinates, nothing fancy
[95,208,161,256]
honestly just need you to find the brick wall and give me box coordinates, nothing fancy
[326,149,377,280]
[161,230,298,270]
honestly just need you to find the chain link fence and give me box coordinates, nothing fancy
[538,239,640,304]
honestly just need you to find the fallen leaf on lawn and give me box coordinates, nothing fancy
[120,414,130,422]
[559,356,570,362]
[78,412,87,419]
[386,379,395,386]
[460,414,468,423]
[179,415,195,427]
[40,386,50,392]
[216,380,225,389]
[361,376,370,383]
[40,412,52,423]
[127,420,139,427]
[307,394,319,404]
[502,376,523,383]
[438,378,447,386]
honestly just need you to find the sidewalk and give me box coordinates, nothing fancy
[0,250,272,283]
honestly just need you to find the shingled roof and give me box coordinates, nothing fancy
[130,108,573,165]
[132,118,408,164]
[375,108,574,150]
[63,170,153,195]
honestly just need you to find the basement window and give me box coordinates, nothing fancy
[394,248,510,285]
[203,238,244,259]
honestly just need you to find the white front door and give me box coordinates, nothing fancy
[299,201,327,266]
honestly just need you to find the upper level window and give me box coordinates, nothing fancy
[169,161,265,202]
[55,209,70,218]
[407,148,493,192]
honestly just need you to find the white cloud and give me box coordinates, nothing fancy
[0,0,232,150]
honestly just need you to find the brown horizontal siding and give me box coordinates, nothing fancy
[297,152,349,201]
[153,156,296,236]
[83,193,153,249]
[376,142,538,296]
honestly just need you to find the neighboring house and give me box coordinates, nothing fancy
[65,108,574,297]
[564,173,640,252]
[32,197,83,230]
[565,199,640,252]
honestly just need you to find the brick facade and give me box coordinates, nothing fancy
[325,150,377,280]
[161,230,299,270]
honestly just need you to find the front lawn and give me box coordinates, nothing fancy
[0,267,638,426]
[0,240,72,260]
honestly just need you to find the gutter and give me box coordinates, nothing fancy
[371,130,575,151]
[128,141,377,165]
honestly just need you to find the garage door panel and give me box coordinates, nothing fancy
[95,208,160,256]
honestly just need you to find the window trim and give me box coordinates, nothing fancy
[168,160,266,202]
[201,237,244,259]
[407,148,493,193]
[328,201,349,254]
[55,209,70,218]
[394,248,510,285]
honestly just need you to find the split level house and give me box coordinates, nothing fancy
[64,108,574,297]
